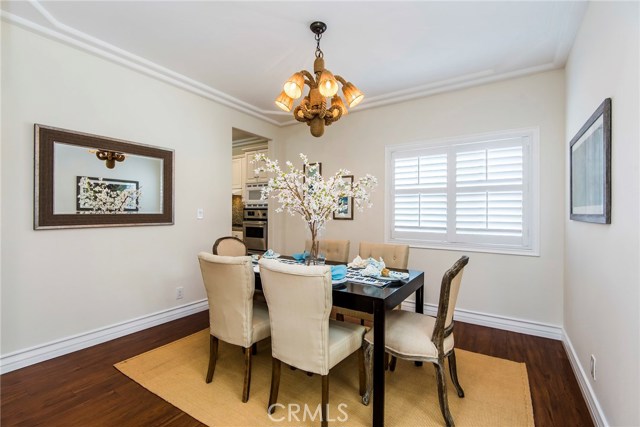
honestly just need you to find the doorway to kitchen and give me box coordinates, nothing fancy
[232,128,270,254]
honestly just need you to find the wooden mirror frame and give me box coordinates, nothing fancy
[34,124,174,229]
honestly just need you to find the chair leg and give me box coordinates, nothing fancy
[321,374,329,427]
[242,347,252,403]
[267,358,282,414]
[448,350,465,398]
[433,360,455,427]
[362,341,373,406]
[357,346,366,396]
[206,335,218,383]
[389,355,398,372]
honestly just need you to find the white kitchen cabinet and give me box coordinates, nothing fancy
[245,149,268,183]
[231,230,243,240]
[232,155,244,193]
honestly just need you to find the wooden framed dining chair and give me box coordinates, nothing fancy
[335,241,410,323]
[212,236,247,256]
[258,259,367,427]
[363,256,469,427]
[304,239,350,263]
[197,252,270,403]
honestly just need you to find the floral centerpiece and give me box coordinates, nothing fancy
[77,177,142,214]
[252,153,377,264]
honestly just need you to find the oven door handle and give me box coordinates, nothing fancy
[243,221,267,226]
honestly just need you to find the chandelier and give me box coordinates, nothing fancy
[95,149,125,169]
[275,21,364,137]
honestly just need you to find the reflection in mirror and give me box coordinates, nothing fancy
[35,124,174,229]
[53,143,163,214]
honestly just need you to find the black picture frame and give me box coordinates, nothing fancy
[303,162,322,180]
[333,175,354,220]
[76,176,140,212]
[569,98,612,224]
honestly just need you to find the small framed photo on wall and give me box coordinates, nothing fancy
[303,162,322,180]
[333,175,354,220]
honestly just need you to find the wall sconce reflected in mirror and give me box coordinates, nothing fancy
[91,149,126,169]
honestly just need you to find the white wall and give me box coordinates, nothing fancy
[0,23,279,355]
[275,70,566,328]
[564,2,640,426]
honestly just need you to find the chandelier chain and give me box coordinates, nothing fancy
[315,32,323,58]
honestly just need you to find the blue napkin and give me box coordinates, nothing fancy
[292,252,306,262]
[331,265,347,280]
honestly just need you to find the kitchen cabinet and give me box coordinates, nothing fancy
[245,149,268,183]
[232,155,244,193]
[231,230,243,240]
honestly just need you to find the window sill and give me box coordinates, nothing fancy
[387,238,540,257]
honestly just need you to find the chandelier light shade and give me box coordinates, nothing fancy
[275,21,364,137]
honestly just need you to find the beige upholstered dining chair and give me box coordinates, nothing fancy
[212,236,247,256]
[197,252,270,403]
[258,259,367,427]
[364,256,469,427]
[335,241,410,323]
[304,239,351,263]
[359,241,409,269]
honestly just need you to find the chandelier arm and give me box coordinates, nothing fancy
[300,70,317,87]
[334,75,348,86]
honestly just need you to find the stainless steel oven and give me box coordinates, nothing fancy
[243,208,267,253]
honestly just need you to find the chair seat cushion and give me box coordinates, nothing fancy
[364,310,454,360]
[252,302,271,344]
[328,319,366,370]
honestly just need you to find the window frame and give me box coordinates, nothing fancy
[385,128,540,256]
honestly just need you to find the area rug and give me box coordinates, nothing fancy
[115,329,534,426]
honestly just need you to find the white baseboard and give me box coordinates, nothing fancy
[401,301,564,340]
[0,299,208,375]
[562,332,607,427]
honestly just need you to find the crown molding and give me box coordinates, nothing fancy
[3,1,567,129]
[1,7,283,126]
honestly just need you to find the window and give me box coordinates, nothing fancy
[386,129,539,255]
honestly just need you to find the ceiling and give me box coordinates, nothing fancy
[1,1,588,126]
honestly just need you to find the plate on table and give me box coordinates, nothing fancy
[262,252,280,259]
[332,277,347,285]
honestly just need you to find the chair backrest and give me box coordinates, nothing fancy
[258,259,333,375]
[432,256,469,345]
[197,252,256,348]
[212,236,247,256]
[358,241,409,269]
[304,239,351,263]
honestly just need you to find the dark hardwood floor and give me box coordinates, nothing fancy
[1,311,592,426]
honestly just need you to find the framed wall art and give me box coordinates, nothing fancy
[303,162,322,180]
[333,175,354,220]
[569,98,611,224]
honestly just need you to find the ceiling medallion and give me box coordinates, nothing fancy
[275,21,364,137]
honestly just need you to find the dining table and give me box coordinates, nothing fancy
[254,257,425,427]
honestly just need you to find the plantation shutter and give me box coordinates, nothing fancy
[389,133,533,252]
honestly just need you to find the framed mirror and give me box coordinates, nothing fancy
[34,124,174,229]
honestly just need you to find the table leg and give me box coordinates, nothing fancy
[372,300,386,427]
[415,278,425,367]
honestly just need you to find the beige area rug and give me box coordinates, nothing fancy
[115,330,534,426]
